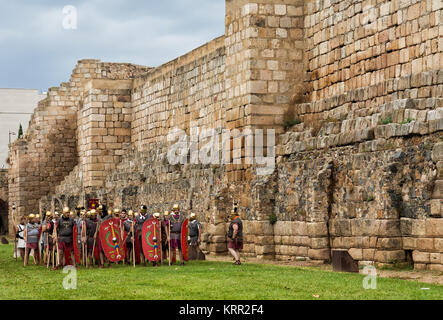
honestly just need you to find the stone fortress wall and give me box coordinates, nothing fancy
[0,169,7,234]
[8,0,443,270]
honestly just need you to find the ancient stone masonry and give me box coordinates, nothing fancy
[8,0,443,270]
[0,169,8,234]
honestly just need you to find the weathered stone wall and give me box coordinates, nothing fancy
[304,0,442,101]
[8,0,443,270]
[0,169,8,234]
[132,36,226,149]
[7,60,152,229]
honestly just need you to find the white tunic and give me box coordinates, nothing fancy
[17,224,25,248]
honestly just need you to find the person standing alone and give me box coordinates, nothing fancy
[227,208,243,265]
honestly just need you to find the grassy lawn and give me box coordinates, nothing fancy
[0,243,442,300]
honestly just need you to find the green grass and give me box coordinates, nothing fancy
[0,244,441,300]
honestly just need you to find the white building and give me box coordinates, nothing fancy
[0,88,47,168]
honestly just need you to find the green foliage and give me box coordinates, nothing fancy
[18,124,23,139]
[269,213,278,225]
[378,262,414,271]
[283,118,301,131]
[361,147,370,153]
[381,117,392,125]
[0,244,441,300]
[366,195,375,202]
[400,118,413,125]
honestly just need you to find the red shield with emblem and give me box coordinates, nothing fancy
[99,218,125,262]
[181,219,189,262]
[88,199,100,211]
[73,224,81,265]
[142,218,162,262]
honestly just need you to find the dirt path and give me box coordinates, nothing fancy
[205,255,443,286]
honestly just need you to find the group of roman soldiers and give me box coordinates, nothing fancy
[13,203,204,269]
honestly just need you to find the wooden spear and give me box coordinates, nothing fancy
[53,221,60,267]
[132,221,135,268]
[92,219,99,266]
[23,223,28,267]
[46,232,50,268]
[168,220,171,266]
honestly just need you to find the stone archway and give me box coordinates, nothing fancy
[0,199,8,235]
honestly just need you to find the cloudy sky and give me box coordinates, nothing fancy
[0,0,225,92]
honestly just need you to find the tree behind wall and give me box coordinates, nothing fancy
[18,124,23,139]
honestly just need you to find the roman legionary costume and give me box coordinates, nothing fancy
[55,207,76,268]
[85,209,100,267]
[24,214,40,266]
[123,211,134,265]
[227,209,243,265]
[188,213,205,260]
[15,219,26,260]
[98,208,113,268]
[169,204,185,265]
[42,212,55,266]
[161,211,170,262]
[35,214,43,265]
[135,205,150,265]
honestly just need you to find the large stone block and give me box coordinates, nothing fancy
[430,253,441,264]
[207,223,227,236]
[412,250,430,263]
[377,237,403,249]
[417,238,434,250]
[425,219,443,236]
[348,248,363,260]
[434,239,443,252]
[330,219,352,236]
[253,221,274,235]
[211,236,227,243]
[254,236,274,246]
[432,143,443,162]
[208,242,227,253]
[308,248,330,260]
[432,180,443,199]
[402,237,417,249]
[374,250,405,263]
[310,237,329,249]
[291,221,308,236]
[428,264,443,272]
[307,222,328,237]
[255,245,275,255]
